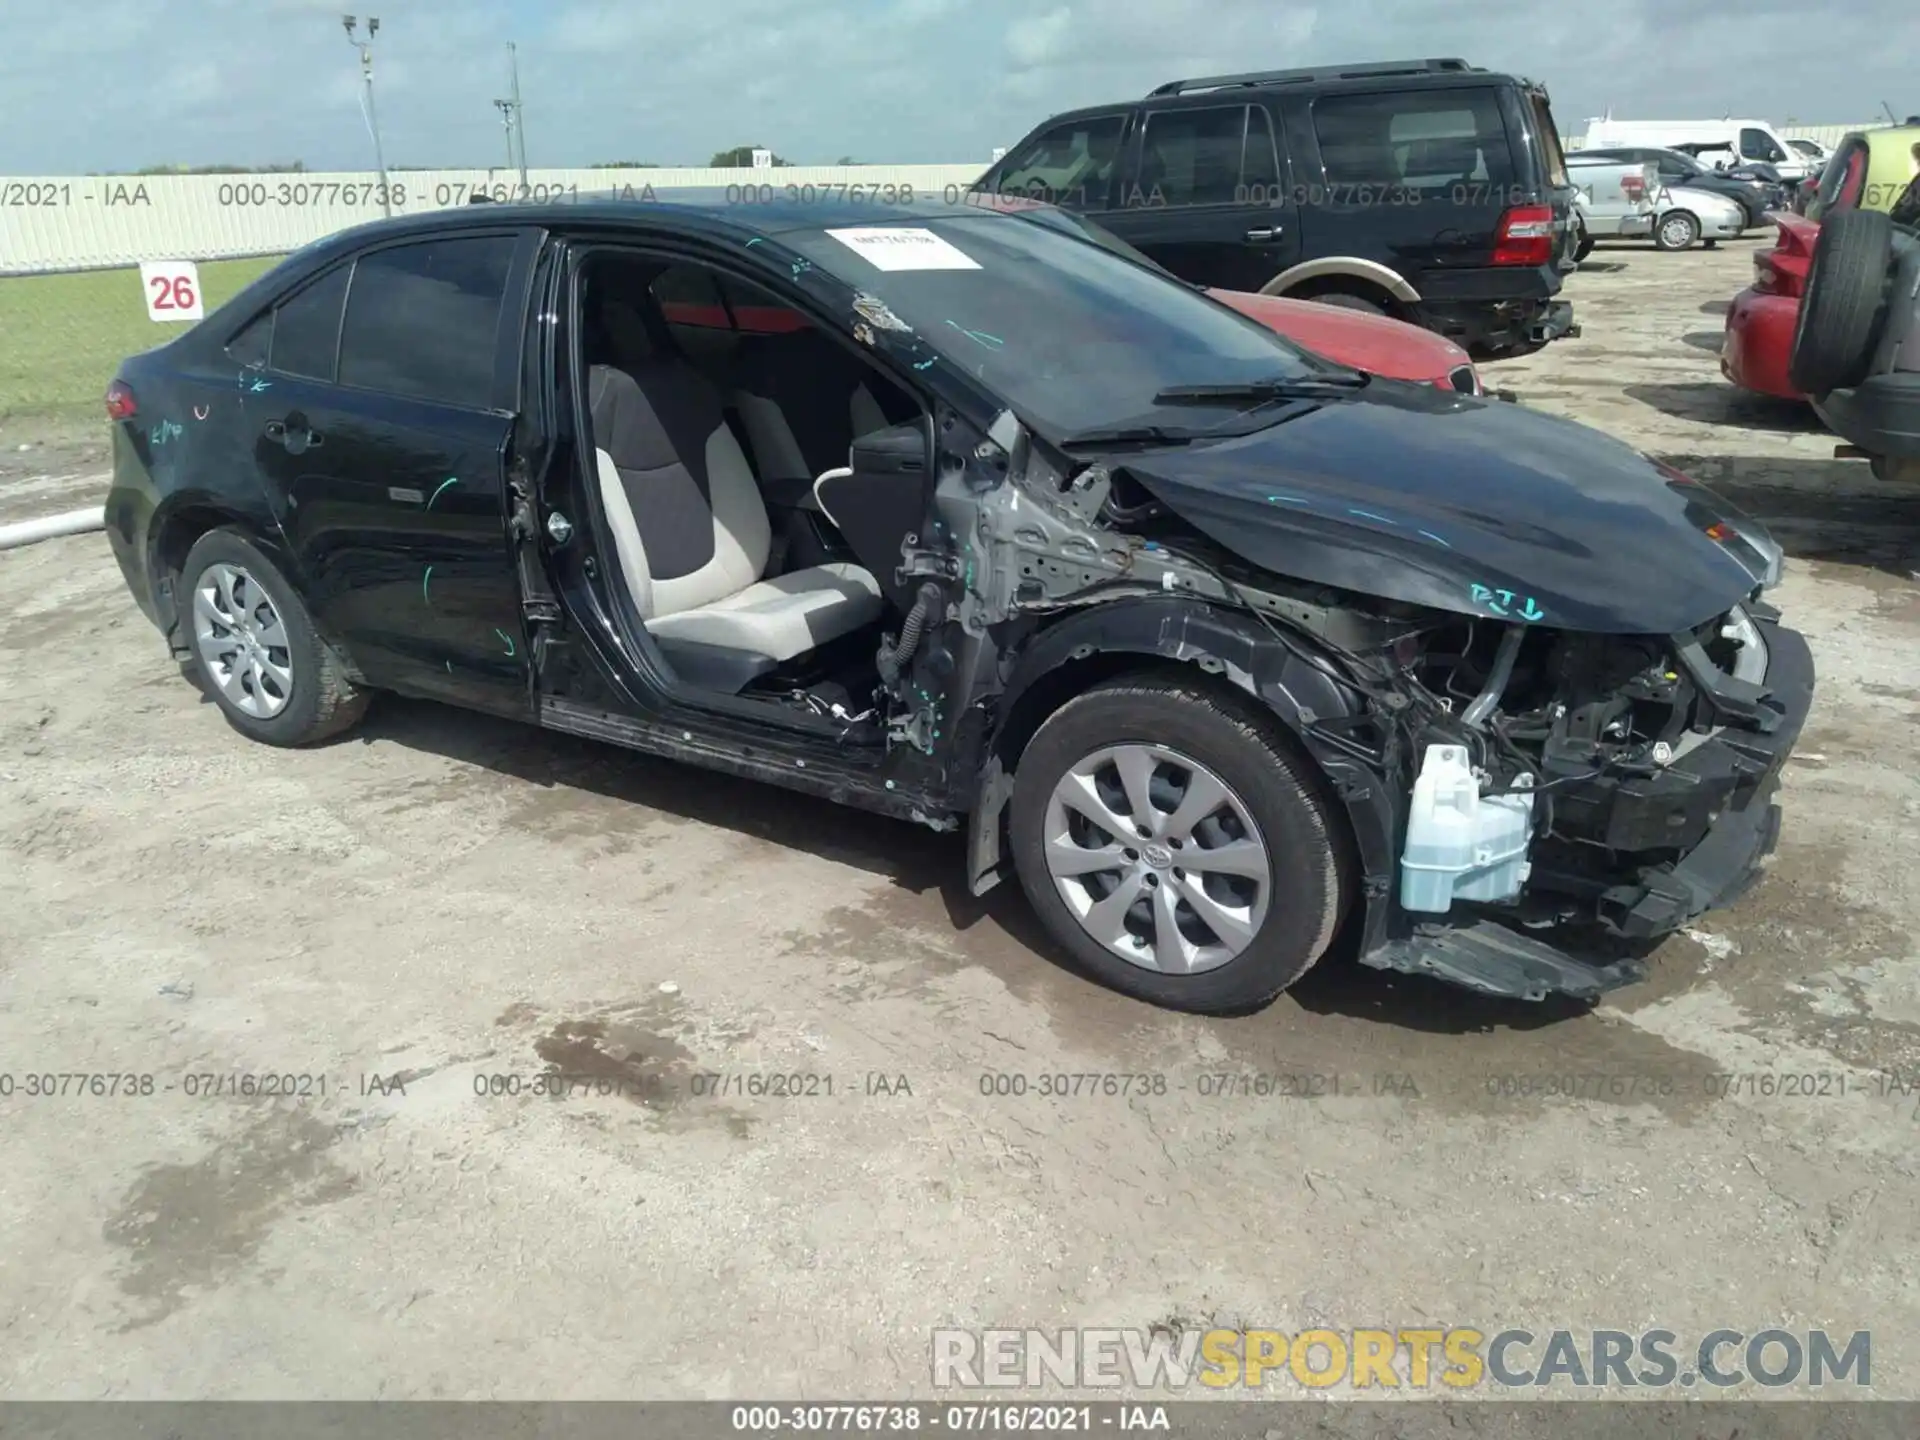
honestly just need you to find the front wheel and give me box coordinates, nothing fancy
[1008,676,1348,1013]
[1655,210,1701,251]
[180,528,367,746]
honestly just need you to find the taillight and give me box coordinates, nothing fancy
[1492,204,1555,266]
[104,380,137,421]
[1621,174,1646,201]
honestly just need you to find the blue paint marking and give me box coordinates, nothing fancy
[148,420,184,446]
[744,238,765,248]
[913,357,937,371]
[426,477,459,510]
[791,257,813,280]
[1348,508,1395,524]
[1265,494,1309,505]
[422,566,435,605]
[249,378,271,393]
[1470,583,1545,622]
[943,319,1004,349]
[495,627,517,658]
[1418,530,1451,548]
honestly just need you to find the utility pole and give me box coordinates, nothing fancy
[342,15,392,217]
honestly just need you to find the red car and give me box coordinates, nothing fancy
[1208,287,1482,395]
[1721,212,1820,401]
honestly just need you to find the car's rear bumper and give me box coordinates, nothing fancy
[1417,296,1580,352]
[1721,287,1804,399]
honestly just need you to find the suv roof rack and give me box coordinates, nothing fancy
[1148,58,1480,97]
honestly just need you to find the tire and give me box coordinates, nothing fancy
[1655,210,1701,251]
[1008,675,1348,1013]
[1789,207,1895,396]
[1574,232,1595,264]
[1310,292,1387,316]
[179,528,367,746]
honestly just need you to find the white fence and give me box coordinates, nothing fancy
[0,129,1882,275]
[0,165,990,276]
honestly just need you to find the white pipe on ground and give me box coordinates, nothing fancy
[0,507,106,551]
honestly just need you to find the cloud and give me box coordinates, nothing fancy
[0,0,1903,174]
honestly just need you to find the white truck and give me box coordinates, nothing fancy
[1580,118,1816,184]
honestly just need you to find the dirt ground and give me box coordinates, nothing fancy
[1,239,1917,1406]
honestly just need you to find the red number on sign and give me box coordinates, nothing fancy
[148,275,196,310]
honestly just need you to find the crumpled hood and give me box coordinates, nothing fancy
[1120,382,1776,635]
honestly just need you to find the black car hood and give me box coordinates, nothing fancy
[1118,383,1775,635]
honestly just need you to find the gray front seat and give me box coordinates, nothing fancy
[588,358,882,664]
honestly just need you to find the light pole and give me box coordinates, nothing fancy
[492,99,517,177]
[342,14,392,217]
[508,42,528,188]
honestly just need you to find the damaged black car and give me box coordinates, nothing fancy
[102,193,1813,1012]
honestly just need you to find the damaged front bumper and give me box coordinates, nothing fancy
[1361,616,1814,1002]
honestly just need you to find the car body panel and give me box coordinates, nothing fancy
[1115,383,1773,634]
[1661,185,1747,240]
[1722,213,1820,400]
[1204,288,1479,389]
[1566,158,1659,237]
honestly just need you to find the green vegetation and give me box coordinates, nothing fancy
[0,256,284,443]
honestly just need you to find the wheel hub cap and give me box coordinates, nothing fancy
[1041,743,1272,976]
[190,561,294,720]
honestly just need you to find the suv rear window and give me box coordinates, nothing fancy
[1135,105,1281,206]
[267,265,351,381]
[1311,87,1516,192]
[337,236,517,408]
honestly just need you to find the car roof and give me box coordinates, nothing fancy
[1021,67,1531,130]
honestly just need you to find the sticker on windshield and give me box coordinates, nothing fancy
[825,227,981,271]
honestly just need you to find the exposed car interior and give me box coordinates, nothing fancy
[575,252,930,730]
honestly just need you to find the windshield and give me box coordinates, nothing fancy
[785,215,1330,439]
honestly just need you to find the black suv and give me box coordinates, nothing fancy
[104,193,1807,1016]
[975,57,1582,354]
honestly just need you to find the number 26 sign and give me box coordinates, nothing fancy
[139,260,204,322]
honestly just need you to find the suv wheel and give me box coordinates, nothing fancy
[1655,210,1701,251]
[1789,207,1894,395]
[1008,676,1347,1013]
[1309,293,1387,317]
[181,529,368,746]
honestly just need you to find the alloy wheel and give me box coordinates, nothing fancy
[191,562,294,719]
[1041,743,1271,974]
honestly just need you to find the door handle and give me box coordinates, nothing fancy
[264,418,322,452]
[1245,226,1284,242]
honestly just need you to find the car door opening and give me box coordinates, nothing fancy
[572,250,933,731]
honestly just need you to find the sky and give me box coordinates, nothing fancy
[0,0,1908,174]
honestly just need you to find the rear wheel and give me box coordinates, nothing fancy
[1790,207,1895,395]
[181,529,367,746]
[1008,676,1347,1013]
[1655,210,1701,251]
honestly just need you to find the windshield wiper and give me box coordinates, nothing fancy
[1153,372,1369,404]
[1056,424,1203,449]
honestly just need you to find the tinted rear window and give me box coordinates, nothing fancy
[1136,106,1277,207]
[268,265,350,382]
[337,237,516,408]
[1312,87,1516,192]
[988,113,1128,208]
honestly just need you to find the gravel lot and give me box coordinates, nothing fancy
[2,239,1917,1405]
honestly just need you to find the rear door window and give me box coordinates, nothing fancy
[990,113,1128,209]
[336,236,517,409]
[1135,106,1255,206]
[267,264,351,382]
[1312,87,1516,193]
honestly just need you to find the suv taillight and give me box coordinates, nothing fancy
[104,380,137,421]
[1492,204,1555,266]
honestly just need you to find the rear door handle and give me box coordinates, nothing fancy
[264,418,322,452]
[1245,226,1283,243]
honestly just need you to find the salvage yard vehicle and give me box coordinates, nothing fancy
[1581,118,1817,185]
[1577,146,1785,228]
[1792,203,1920,481]
[1564,157,1658,258]
[103,194,1811,1012]
[974,57,1582,354]
[1723,125,1920,401]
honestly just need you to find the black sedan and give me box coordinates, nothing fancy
[102,190,1812,1012]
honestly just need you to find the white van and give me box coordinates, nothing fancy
[1580,118,1814,181]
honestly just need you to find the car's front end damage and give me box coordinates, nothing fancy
[921,381,1813,1002]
